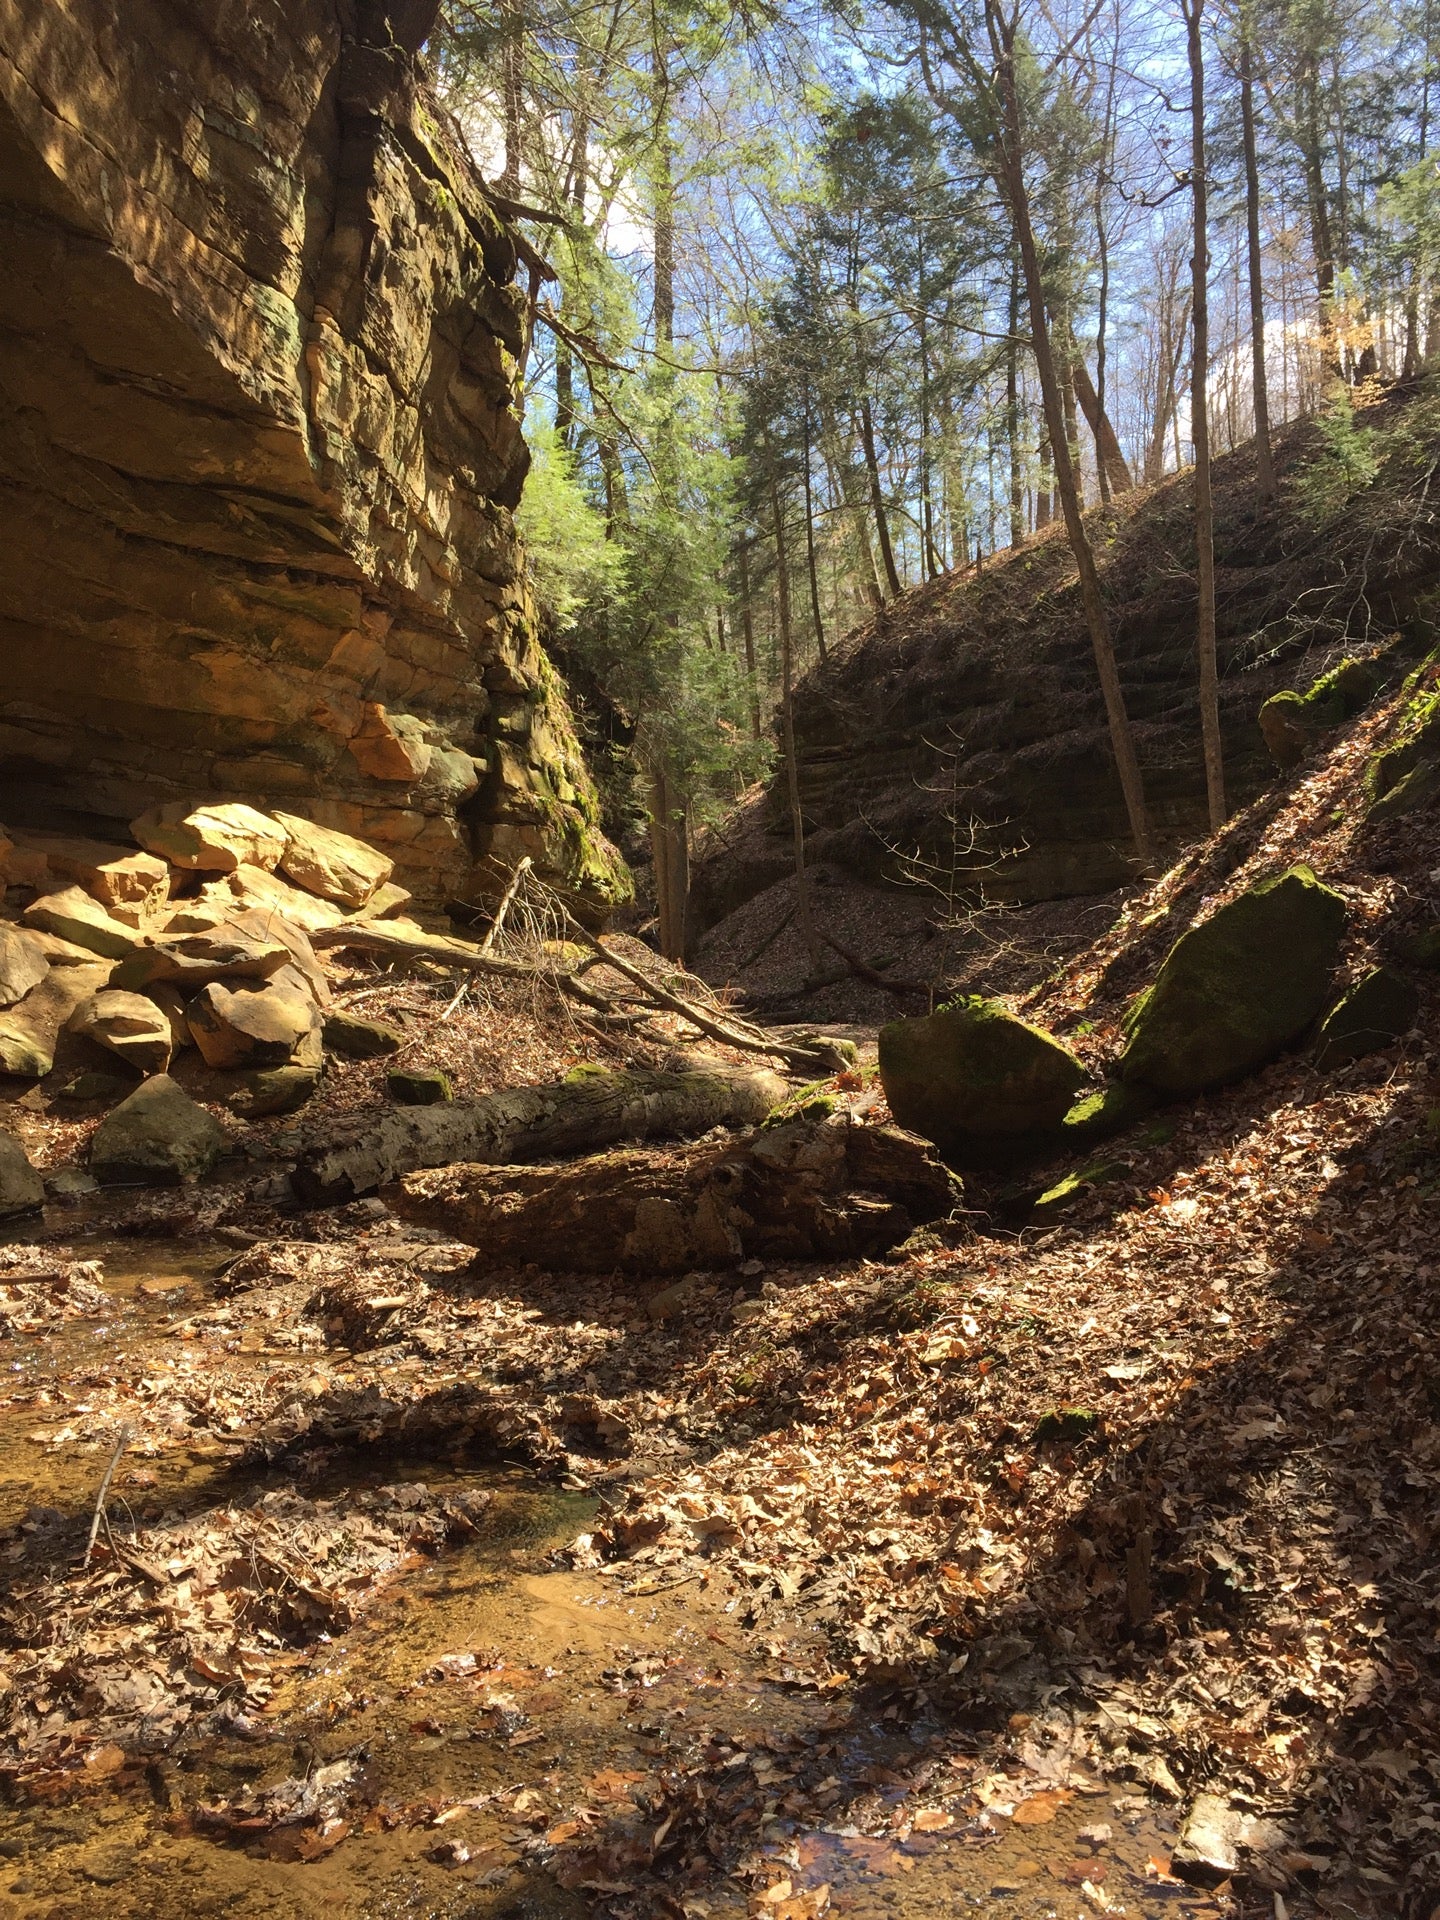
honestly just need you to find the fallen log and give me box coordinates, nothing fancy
[387,1112,962,1273]
[290,1063,788,1206]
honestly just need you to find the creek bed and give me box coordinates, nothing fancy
[0,1236,1226,1919]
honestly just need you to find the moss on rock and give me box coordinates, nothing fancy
[1259,656,1383,770]
[878,996,1087,1166]
[1031,1160,1125,1224]
[1315,966,1419,1069]
[1120,865,1347,1097]
[1060,1080,1157,1148]
[1365,659,1440,822]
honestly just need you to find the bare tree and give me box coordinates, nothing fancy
[1184,0,1225,831]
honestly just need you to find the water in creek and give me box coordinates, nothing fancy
[0,1240,1225,1920]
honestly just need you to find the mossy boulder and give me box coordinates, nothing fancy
[1365,668,1440,822]
[1060,1080,1157,1148]
[388,1068,452,1106]
[323,1011,404,1058]
[1259,657,1382,770]
[878,997,1087,1166]
[1120,866,1347,1097]
[1314,967,1419,1069]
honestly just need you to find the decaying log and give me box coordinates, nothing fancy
[388,1113,962,1273]
[290,1064,788,1206]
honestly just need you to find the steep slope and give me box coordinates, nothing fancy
[693,396,1440,936]
[0,0,627,917]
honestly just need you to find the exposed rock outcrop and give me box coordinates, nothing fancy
[0,0,627,919]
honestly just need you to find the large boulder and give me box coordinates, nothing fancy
[131,803,287,874]
[22,886,145,961]
[67,988,174,1074]
[1120,866,1347,1097]
[0,1132,44,1218]
[187,981,320,1071]
[878,997,1088,1165]
[0,963,111,1076]
[273,813,394,909]
[0,926,49,1008]
[89,1075,228,1185]
[1315,967,1419,1069]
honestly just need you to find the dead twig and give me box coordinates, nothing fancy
[82,1423,133,1570]
[480,856,533,954]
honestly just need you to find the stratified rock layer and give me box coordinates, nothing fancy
[0,0,627,919]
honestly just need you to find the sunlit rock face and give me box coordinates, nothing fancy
[0,0,628,917]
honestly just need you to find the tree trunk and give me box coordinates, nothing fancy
[1062,363,1083,509]
[1007,262,1025,545]
[1070,356,1134,496]
[736,533,762,738]
[389,1116,961,1273]
[1239,33,1275,499]
[291,1065,788,1206]
[771,465,822,972]
[800,397,828,659]
[498,2,522,196]
[991,10,1155,865]
[1035,427,1053,527]
[858,396,902,598]
[1186,0,1225,832]
[649,764,688,962]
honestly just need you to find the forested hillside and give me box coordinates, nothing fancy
[432,0,1440,953]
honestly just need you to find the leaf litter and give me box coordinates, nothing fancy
[0,694,1439,1914]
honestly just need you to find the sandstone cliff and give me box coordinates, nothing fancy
[0,0,628,917]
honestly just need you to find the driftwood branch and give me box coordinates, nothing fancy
[314,916,845,1074]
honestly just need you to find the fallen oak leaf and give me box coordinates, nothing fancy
[910,1808,954,1832]
[1011,1790,1070,1826]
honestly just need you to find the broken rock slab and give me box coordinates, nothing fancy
[8,835,169,924]
[68,989,174,1074]
[0,926,49,1008]
[228,1066,320,1120]
[110,925,294,993]
[0,963,111,1077]
[131,803,287,875]
[187,981,320,1071]
[273,812,395,909]
[212,864,346,934]
[1172,1792,1288,1889]
[89,1075,228,1186]
[0,1132,45,1219]
[22,886,146,962]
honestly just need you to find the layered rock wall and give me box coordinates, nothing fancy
[0,0,627,915]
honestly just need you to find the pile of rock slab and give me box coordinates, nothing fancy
[0,804,429,1178]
